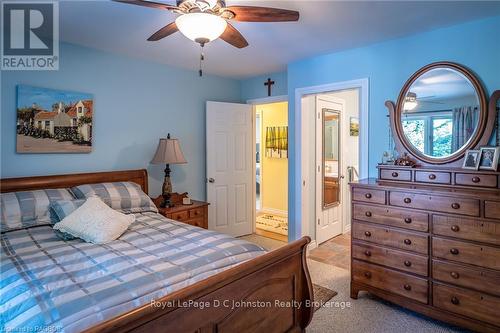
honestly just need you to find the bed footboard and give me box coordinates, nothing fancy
[87,237,313,333]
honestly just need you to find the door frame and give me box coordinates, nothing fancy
[247,95,288,235]
[295,79,369,248]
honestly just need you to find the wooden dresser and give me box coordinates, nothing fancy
[153,196,209,229]
[350,171,500,332]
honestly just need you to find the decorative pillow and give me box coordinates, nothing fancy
[71,182,158,214]
[53,197,135,244]
[49,198,87,241]
[1,188,75,232]
[49,199,86,223]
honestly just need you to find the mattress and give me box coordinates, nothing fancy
[0,212,266,332]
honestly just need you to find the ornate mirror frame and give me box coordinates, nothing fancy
[386,62,495,166]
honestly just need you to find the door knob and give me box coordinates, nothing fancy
[208,178,215,183]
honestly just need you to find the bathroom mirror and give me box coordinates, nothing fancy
[323,109,340,208]
[395,62,487,164]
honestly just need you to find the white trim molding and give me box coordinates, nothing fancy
[260,207,288,217]
[246,95,288,105]
[295,78,370,240]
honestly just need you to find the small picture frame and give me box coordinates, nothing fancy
[462,149,481,170]
[479,147,500,171]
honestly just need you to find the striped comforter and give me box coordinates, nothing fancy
[1,212,266,333]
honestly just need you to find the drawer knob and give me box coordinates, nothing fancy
[365,211,372,217]
[451,296,460,305]
[428,174,437,180]
[403,284,412,291]
[404,239,412,245]
[451,203,460,210]
[451,225,460,232]
[404,217,412,224]
[450,271,460,279]
[364,231,372,237]
[450,248,460,255]
[364,271,372,278]
[365,193,372,199]
[472,176,481,183]
[404,198,412,204]
[364,250,372,257]
[392,172,399,178]
[404,260,412,267]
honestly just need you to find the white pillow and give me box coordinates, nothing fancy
[53,197,135,244]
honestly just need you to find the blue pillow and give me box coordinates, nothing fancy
[50,199,86,223]
[49,199,86,241]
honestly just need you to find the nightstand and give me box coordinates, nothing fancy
[153,195,209,229]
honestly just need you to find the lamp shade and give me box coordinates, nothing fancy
[175,13,227,43]
[151,138,187,164]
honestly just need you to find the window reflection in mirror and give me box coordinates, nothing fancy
[401,68,479,159]
[323,109,340,208]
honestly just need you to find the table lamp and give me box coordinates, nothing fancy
[151,133,187,208]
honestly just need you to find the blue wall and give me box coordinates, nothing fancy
[241,16,500,241]
[1,42,242,199]
[240,71,287,101]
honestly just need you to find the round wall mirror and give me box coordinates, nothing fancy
[395,62,487,164]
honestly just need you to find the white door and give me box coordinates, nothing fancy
[316,96,345,244]
[206,101,253,237]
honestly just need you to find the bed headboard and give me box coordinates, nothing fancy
[0,169,149,194]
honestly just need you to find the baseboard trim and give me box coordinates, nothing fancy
[260,207,288,217]
[343,224,351,234]
[306,240,318,255]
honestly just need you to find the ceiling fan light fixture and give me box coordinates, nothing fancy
[175,13,227,44]
[404,92,418,111]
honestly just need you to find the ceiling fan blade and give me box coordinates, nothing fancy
[113,0,177,11]
[226,6,299,22]
[148,22,178,41]
[220,23,249,49]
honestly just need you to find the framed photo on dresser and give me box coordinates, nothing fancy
[462,149,481,170]
[478,146,500,171]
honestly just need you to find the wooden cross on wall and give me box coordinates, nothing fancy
[264,78,275,97]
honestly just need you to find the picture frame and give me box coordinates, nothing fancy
[462,149,481,170]
[478,147,500,171]
[16,85,93,153]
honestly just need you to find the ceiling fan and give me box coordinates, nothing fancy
[114,0,300,48]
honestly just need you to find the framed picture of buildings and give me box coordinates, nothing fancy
[16,85,93,153]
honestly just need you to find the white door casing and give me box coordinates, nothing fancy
[206,101,253,237]
[316,96,345,244]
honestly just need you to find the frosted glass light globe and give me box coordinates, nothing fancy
[176,13,227,43]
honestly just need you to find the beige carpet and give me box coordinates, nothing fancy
[241,235,469,333]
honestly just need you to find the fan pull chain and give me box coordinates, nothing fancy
[199,44,205,77]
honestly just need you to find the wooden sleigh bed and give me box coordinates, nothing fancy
[1,169,314,333]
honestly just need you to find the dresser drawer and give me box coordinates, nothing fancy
[189,207,205,218]
[353,241,428,276]
[415,171,451,185]
[433,283,500,327]
[352,222,428,254]
[433,215,500,246]
[380,169,412,182]
[432,237,500,270]
[432,259,500,296]
[353,203,428,232]
[187,217,207,229]
[455,173,498,188]
[352,187,386,204]
[485,201,500,220]
[389,191,480,217]
[352,259,428,303]
[169,211,189,221]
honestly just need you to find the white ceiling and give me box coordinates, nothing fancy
[60,0,500,79]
